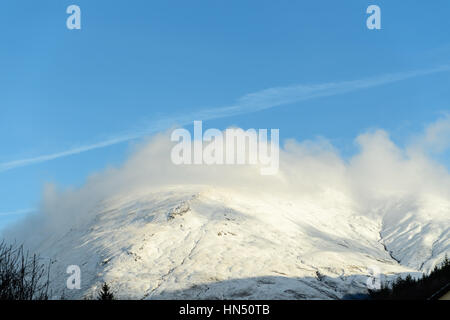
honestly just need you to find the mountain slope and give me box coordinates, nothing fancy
[19,185,448,300]
[378,194,450,273]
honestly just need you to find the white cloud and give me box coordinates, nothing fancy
[410,113,450,154]
[4,115,450,244]
[1,64,450,173]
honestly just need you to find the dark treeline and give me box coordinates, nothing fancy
[369,256,450,300]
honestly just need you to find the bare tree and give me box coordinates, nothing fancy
[0,241,50,300]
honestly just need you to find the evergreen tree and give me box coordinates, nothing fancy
[97,282,115,300]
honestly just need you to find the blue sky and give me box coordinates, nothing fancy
[1,0,450,230]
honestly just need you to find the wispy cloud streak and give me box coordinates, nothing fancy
[0,209,34,217]
[1,65,450,173]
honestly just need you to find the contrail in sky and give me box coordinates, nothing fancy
[1,64,450,173]
[0,209,34,217]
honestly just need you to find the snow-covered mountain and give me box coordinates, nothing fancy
[4,127,450,300]
[19,185,449,300]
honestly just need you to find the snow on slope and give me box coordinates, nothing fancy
[379,194,450,273]
[19,185,448,300]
